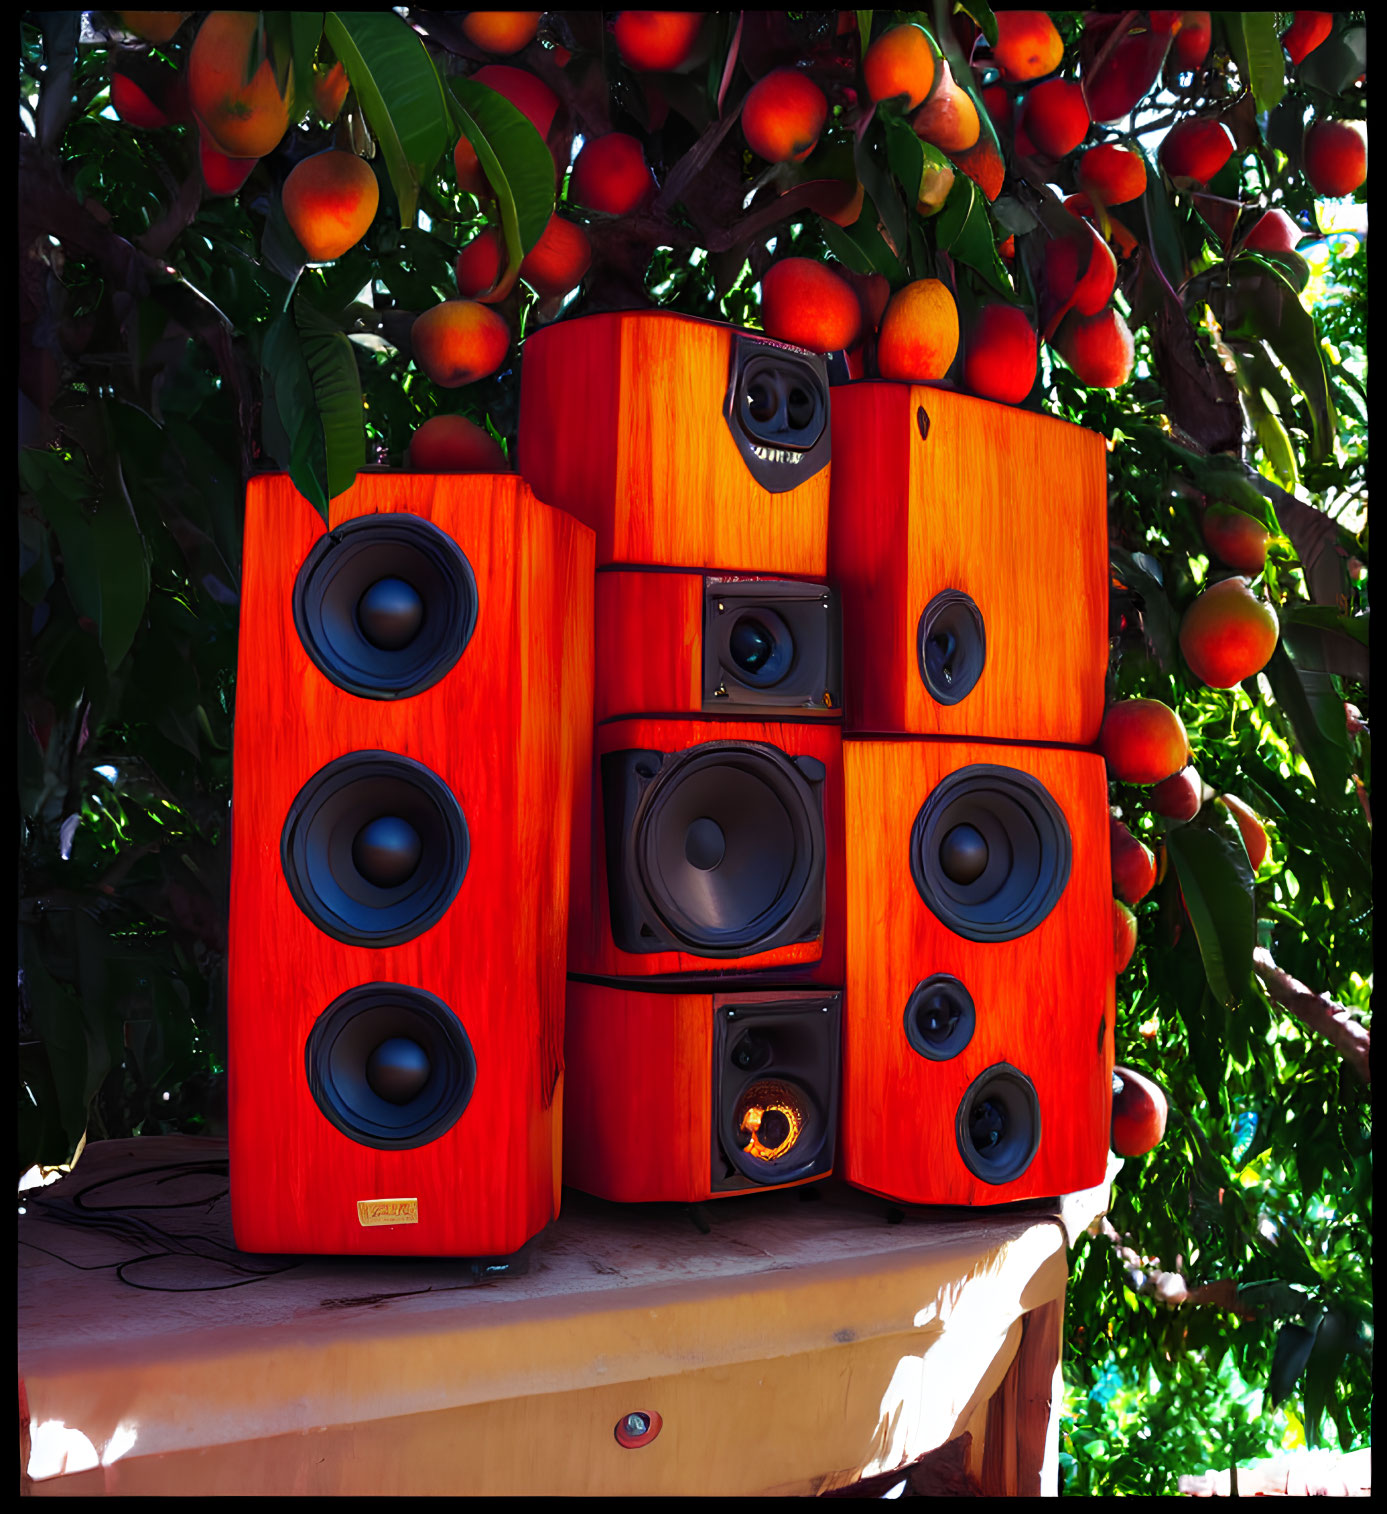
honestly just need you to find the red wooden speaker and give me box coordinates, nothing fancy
[569,717,844,983]
[840,738,1115,1206]
[563,981,842,1202]
[594,568,842,723]
[828,384,1108,743]
[519,311,832,574]
[228,473,594,1257]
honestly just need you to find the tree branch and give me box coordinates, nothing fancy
[1098,1218,1258,1318]
[1253,948,1371,1083]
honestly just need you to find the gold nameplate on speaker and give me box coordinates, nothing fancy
[356,1197,419,1227]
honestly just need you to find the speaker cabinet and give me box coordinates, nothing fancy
[563,981,841,1202]
[594,568,842,723]
[841,738,1114,1206]
[569,718,844,983]
[519,311,832,574]
[228,473,595,1256]
[828,384,1108,744]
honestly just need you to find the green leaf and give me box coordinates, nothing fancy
[820,211,904,281]
[1165,817,1255,1008]
[261,294,365,519]
[955,1,998,50]
[1281,604,1369,647]
[935,174,1011,295]
[1261,638,1353,801]
[854,122,908,265]
[1303,1309,1353,1449]
[288,11,326,124]
[1110,547,1181,675]
[324,11,450,229]
[449,76,556,300]
[857,10,874,49]
[1235,13,1286,114]
[1296,25,1367,96]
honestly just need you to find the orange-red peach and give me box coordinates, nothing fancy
[951,136,1005,201]
[199,133,257,196]
[1283,12,1334,66]
[570,132,656,214]
[962,304,1037,405]
[407,414,509,472]
[1046,217,1118,319]
[282,150,380,263]
[1085,29,1168,123]
[411,300,510,388]
[1303,119,1366,198]
[462,12,542,55]
[1064,193,1140,259]
[520,214,592,298]
[1242,208,1305,255]
[1111,817,1157,905]
[1057,305,1134,388]
[1111,1066,1168,1154]
[313,62,349,124]
[188,11,290,159]
[743,67,828,163]
[981,82,1013,134]
[760,259,861,354]
[1151,766,1204,821]
[911,60,979,153]
[455,226,506,298]
[992,11,1063,83]
[614,12,705,72]
[1178,576,1279,688]
[1113,900,1138,975]
[1202,503,1270,574]
[1078,143,1147,205]
[863,23,936,110]
[1100,698,1190,785]
[1160,117,1235,183]
[111,71,171,129]
[1172,11,1212,70]
[876,278,960,382]
[455,63,560,195]
[1218,794,1270,871]
[1022,78,1090,158]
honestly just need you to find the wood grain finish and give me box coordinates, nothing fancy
[519,311,831,574]
[594,568,703,722]
[227,473,594,1257]
[828,383,1108,744]
[563,981,834,1202]
[569,716,844,983]
[841,738,1114,1205]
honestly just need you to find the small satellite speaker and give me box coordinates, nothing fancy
[568,717,844,984]
[828,384,1108,743]
[593,568,842,722]
[518,311,832,574]
[839,737,1115,1206]
[563,980,842,1202]
[227,472,594,1257]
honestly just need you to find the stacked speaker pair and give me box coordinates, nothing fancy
[227,474,594,1255]
[520,312,847,1204]
[829,383,1116,1204]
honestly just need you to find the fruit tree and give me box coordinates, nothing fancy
[18,9,1368,1494]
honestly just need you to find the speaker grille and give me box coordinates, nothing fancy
[723,334,831,493]
[306,983,477,1150]
[955,1063,1041,1185]
[282,751,469,947]
[910,764,1071,941]
[293,513,478,699]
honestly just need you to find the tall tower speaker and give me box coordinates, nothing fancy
[828,384,1108,743]
[840,739,1115,1205]
[563,982,842,1203]
[519,311,832,575]
[228,473,594,1256]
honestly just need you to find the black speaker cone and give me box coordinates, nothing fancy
[910,765,1071,942]
[283,752,469,947]
[955,1064,1040,1184]
[903,975,976,1061]
[730,618,773,674]
[724,334,831,492]
[306,984,476,1149]
[917,590,986,706]
[293,514,478,699]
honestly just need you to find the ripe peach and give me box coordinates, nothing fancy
[962,303,1036,405]
[743,67,828,164]
[1151,766,1204,821]
[188,11,290,160]
[1202,502,1269,574]
[407,414,508,472]
[614,12,705,72]
[1218,794,1270,871]
[1111,1066,1168,1155]
[1178,576,1279,689]
[1242,208,1305,255]
[992,11,1063,83]
[199,133,257,196]
[911,60,980,153]
[1172,11,1212,70]
[1077,143,1147,205]
[110,71,171,129]
[570,132,656,214]
[951,137,1005,201]
[1111,817,1157,904]
[1283,12,1333,66]
[461,12,542,55]
[863,23,936,111]
[1064,193,1140,259]
[1057,305,1134,388]
[760,259,861,354]
[981,83,1013,134]
[876,278,960,383]
[1113,900,1138,975]
[455,225,506,298]
[312,62,349,125]
[411,300,510,388]
[1045,217,1118,320]
[1160,117,1235,183]
[1100,698,1190,785]
[282,150,380,263]
[455,64,561,195]
[520,214,592,298]
[1085,29,1169,124]
[117,11,190,44]
[1303,119,1367,198]
[1022,79,1091,158]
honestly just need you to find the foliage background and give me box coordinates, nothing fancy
[18,9,1369,1495]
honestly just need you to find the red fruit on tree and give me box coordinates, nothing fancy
[963,304,1037,405]
[1303,119,1367,198]
[1111,1066,1169,1156]
[1218,794,1270,871]
[1202,503,1269,575]
[1161,117,1235,183]
[1282,12,1334,67]
[1242,208,1306,256]
[1178,576,1280,689]
[1056,305,1134,389]
[1077,143,1147,206]
[1151,767,1204,822]
[1100,698,1191,785]
[1172,11,1212,70]
[570,133,657,214]
[1113,899,1138,975]
[1110,817,1157,905]
[1020,78,1090,158]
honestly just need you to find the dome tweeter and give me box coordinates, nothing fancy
[903,975,976,1061]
